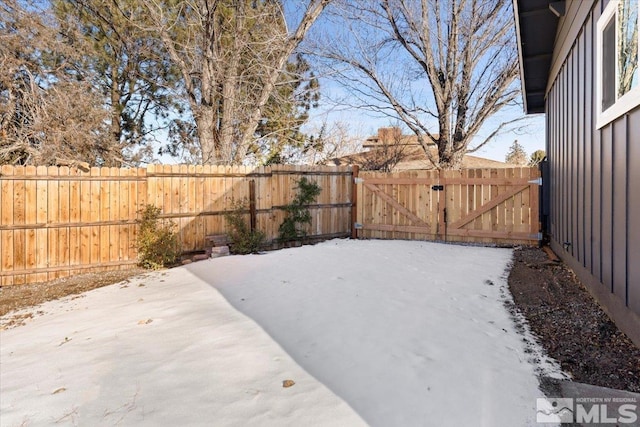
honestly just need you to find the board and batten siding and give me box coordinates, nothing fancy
[545,0,640,345]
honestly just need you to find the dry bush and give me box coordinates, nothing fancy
[135,205,180,269]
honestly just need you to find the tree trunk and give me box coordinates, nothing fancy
[219,9,245,164]
[110,66,122,144]
[196,105,219,164]
[437,143,464,169]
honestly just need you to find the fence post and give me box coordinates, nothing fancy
[351,165,359,239]
[249,179,256,232]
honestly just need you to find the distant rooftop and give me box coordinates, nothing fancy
[363,127,437,149]
[328,146,508,170]
[330,127,508,171]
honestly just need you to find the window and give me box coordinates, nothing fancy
[597,0,639,128]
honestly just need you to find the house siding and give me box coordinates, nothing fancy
[545,0,640,345]
[629,116,640,314]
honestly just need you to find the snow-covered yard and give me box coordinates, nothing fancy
[0,240,561,426]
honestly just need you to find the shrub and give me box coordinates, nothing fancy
[278,177,322,242]
[225,200,266,254]
[135,205,180,269]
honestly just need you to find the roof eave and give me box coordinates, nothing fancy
[513,0,559,115]
[512,0,530,114]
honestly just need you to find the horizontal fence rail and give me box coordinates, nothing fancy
[0,164,353,285]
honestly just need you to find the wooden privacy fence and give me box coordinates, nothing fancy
[0,164,353,285]
[353,167,541,245]
[0,164,540,286]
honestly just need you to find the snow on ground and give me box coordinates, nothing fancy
[1,239,560,426]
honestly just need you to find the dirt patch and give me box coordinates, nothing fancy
[508,246,640,393]
[0,268,147,326]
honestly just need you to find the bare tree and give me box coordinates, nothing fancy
[142,0,331,165]
[311,0,524,169]
[0,0,113,166]
[619,0,638,96]
[290,120,362,165]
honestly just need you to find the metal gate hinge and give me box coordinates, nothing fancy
[528,178,542,185]
[431,185,444,191]
[354,222,363,229]
[354,177,364,184]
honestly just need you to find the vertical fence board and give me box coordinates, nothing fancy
[505,168,515,234]
[99,168,110,265]
[1,165,15,285]
[530,167,541,238]
[46,166,59,280]
[194,165,204,249]
[68,168,79,275]
[108,168,119,265]
[89,168,101,267]
[10,167,21,283]
[79,168,91,273]
[118,169,129,261]
[22,166,36,284]
[33,166,47,282]
[57,167,70,279]
[132,167,145,261]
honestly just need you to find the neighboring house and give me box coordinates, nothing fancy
[328,127,509,170]
[514,0,640,346]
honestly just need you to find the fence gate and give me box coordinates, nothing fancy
[354,167,541,246]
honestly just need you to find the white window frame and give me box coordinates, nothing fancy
[596,0,640,129]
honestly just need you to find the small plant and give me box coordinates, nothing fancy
[135,204,180,269]
[278,177,322,242]
[224,199,266,254]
